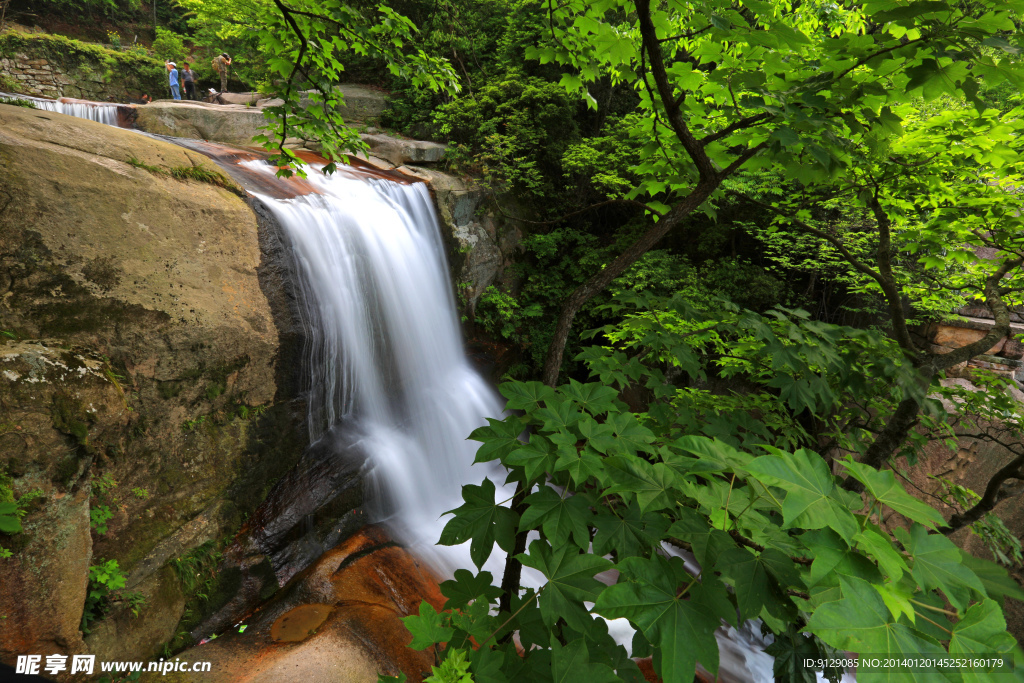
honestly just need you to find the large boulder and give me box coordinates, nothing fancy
[0,103,309,667]
[162,527,443,683]
[134,101,266,147]
[294,84,391,123]
[361,133,446,166]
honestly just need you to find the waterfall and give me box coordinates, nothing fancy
[243,160,505,568]
[0,92,122,126]
[242,159,834,683]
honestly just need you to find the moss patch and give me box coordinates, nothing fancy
[51,391,92,448]
[0,32,165,100]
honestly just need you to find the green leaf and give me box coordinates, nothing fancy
[439,478,518,569]
[960,553,1024,604]
[400,601,454,650]
[895,524,985,611]
[805,576,946,659]
[948,600,1016,676]
[519,541,612,631]
[499,380,556,411]
[853,527,908,582]
[764,632,820,683]
[746,449,857,538]
[672,436,753,469]
[841,461,945,529]
[578,418,618,454]
[469,417,524,464]
[519,486,592,548]
[535,399,583,433]
[0,502,22,534]
[606,412,656,455]
[550,638,619,683]
[562,380,619,416]
[554,443,606,486]
[592,503,668,558]
[605,457,678,512]
[668,508,735,567]
[506,435,557,483]
[717,547,773,620]
[595,556,719,682]
[440,569,502,610]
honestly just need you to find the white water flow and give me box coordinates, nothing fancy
[244,160,506,570]
[0,92,121,125]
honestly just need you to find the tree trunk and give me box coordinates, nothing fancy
[541,181,717,386]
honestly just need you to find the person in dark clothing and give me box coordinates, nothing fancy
[181,62,197,100]
[212,52,232,93]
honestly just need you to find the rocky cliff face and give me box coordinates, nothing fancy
[0,103,310,668]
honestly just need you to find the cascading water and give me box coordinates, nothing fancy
[243,160,506,569]
[0,92,123,126]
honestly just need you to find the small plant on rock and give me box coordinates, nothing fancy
[82,559,127,633]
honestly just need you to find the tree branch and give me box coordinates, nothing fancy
[635,0,716,181]
[699,113,773,146]
[943,453,1024,534]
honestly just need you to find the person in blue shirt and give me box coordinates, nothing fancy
[166,62,180,100]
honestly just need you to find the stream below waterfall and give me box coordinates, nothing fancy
[0,92,856,683]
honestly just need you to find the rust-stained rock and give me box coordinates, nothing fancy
[161,527,443,683]
[270,604,333,642]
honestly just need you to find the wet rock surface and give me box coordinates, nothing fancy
[162,526,443,683]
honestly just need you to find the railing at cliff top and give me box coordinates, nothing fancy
[0,92,132,127]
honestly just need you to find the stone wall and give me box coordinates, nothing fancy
[0,32,164,101]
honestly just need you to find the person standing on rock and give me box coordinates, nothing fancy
[212,53,232,93]
[181,62,197,100]
[166,61,181,100]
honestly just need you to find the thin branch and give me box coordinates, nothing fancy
[943,453,1024,534]
[657,24,713,43]
[700,112,773,146]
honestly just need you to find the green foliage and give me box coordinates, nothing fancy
[167,164,237,191]
[0,469,44,543]
[90,505,114,534]
[82,558,127,633]
[0,97,37,109]
[400,294,1020,682]
[131,487,150,500]
[435,69,579,195]
[151,28,187,61]
[127,155,238,192]
[423,648,474,683]
[169,540,222,599]
[179,0,459,175]
[0,503,20,536]
[92,472,118,498]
